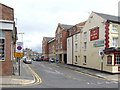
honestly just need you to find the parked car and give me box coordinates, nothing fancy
[49,58,55,63]
[23,57,32,64]
[25,59,32,64]
[43,57,49,61]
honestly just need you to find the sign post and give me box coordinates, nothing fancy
[99,49,104,71]
[15,42,23,76]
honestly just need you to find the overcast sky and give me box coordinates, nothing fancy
[0,0,119,52]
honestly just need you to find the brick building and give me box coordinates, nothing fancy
[42,37,54,60]
[0,3,17,75]
[48,38,55,59]
[55,23,73,63]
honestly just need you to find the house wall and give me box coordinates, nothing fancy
[0,3,15,76]
[79,13,105,70]
[73,33,81,65]
[75,12,120,73]
[67,37,73,64]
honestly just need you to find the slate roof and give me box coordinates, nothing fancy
[94,12,120,23]
[61,24,73,30]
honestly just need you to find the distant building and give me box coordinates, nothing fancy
[42,37,54,61]
[55,23,73,63]
[0,3,17,75]
[48,38,55,59]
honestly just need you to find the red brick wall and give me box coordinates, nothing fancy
[0,4,14,76]
[2,31,13,75]
[0,3,14,20]
[62,31,68,50]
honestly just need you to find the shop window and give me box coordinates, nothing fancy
[107,55,112,65]
[115,54,120,65]
[0,39,5,61]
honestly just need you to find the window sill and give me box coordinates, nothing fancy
[83,63,86,65]
[0,60,5,62]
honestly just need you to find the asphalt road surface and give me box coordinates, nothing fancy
[23,61,119,88]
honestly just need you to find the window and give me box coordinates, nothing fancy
[84,42,87,50]
[107,55,112,64]
[0,39,5,61]
[75,56,77,62]
[112,24,118,33]
[0,30,5,61]
[75,34,77,41]
[115,54,120,65]
[112,37,118,47]
[84,32,87,39]
[84,56,87,64]
[75,44,78,51]
[60,42,62,49]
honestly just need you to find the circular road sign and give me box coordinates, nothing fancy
[17,46,22,50]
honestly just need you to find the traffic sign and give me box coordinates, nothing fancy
[16,42,23,52]
[14,52,24,58]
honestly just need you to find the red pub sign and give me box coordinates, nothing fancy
[90,27,99,41]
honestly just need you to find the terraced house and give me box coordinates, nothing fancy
[67,12,120,73]
[0,3,17,75]
[55,23,73,64]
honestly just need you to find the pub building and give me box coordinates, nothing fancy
[67,12,120,73]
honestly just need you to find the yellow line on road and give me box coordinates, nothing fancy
[26,64,42,85]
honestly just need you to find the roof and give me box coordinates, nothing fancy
[94,12,120,23]
[0,3,13,10]
[60,24,73,30]
[43,37,54,42]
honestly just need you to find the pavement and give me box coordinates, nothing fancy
[0,61,36,87]
[0,61,119,87]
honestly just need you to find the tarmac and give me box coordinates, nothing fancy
[0,61,119,87]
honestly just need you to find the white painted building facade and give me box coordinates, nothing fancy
[67,12,120,73]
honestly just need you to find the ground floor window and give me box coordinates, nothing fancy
[83,56,87,65]
[114,54,120,65]
[0,39,5,61]
[107,55,112,65]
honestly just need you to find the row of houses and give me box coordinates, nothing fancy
[0,3,17,76]
[42,11,120,73]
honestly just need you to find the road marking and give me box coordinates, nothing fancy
[26,64,42,85]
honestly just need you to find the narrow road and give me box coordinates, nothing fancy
[26,61,118,88]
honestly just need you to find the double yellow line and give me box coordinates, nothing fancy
[26,64,42,85]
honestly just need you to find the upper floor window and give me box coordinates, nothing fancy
[75,34,78,41]
[112,37,118,47]
[84,42,87,51]
[84,32,87,39]
[112,24,118,33]
[75,43,78,51]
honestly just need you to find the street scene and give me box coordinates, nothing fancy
[1,60,119,88]
[0,0,120,90]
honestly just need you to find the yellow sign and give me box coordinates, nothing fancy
[14,52,24,58]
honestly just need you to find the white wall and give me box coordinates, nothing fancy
[67,37,73,64]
